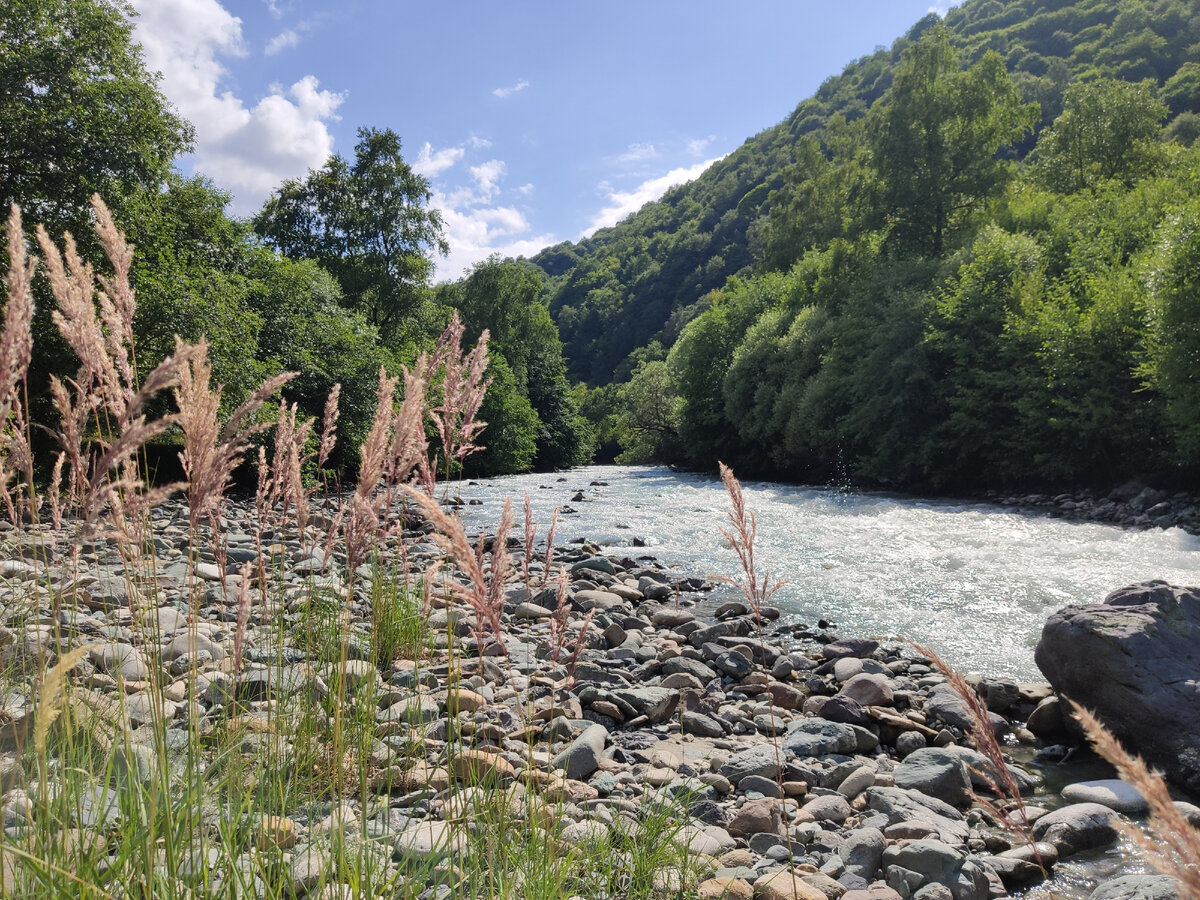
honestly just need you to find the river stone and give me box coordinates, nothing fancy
[823,639,878,660]
[842,827,886,881]
[1036,581,1200,791]
[89,643,150,682]
[571,556,617,576]
[783,718,858,758]
[573,589,625,612]
[833,658,865,682]
[865,787,969,845]
[1089,875,1180,900]
[393,821,466,862]
[923,684,1006,735]
[683,711,725,737]
[840,673,894,707]
[804,793,852,823]
[838,765,876,798]
[1030,802,1120,858]
[1061,779,1148,814]
[611,686,677,723]
[753,870,826,900]
[893,748,972,807]
[881,840,991,900]
[726,797,784,837]
[662,656,718,683]
[552,723,607,780]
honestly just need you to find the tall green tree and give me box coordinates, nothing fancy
[0,0,191,234]
[254,127,448,341]
[866,26,1037,255]
[1034,78,1167,192]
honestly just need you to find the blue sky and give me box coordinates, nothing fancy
[130,1,954,280]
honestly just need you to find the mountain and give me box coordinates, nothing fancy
[533,0,1199,387]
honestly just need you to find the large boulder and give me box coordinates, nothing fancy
[1035,581,1200,792]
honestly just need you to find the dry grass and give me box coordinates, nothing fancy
[715,461,785,622]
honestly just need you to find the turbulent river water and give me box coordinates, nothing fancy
[456,464,1199,682]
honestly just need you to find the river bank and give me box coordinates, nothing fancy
[0,485,1183,899]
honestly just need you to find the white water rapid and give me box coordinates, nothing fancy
[456,465,1199,681]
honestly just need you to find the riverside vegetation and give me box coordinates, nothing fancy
[0,200,1197,900]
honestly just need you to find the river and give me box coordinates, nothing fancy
[456,464,1199,681]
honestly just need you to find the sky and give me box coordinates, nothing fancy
[129,0,956,280]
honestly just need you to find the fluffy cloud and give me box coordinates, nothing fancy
[581,158,723,238]
[414,149,553,280]
[469,160,507,199]
[413,142,465,178]
[435,198,554,281]
[130,0,344,214]
[687,136,715,157]
[265,28,300,55]
[492,79,530,98]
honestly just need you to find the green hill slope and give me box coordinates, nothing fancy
[535,0,1199,386]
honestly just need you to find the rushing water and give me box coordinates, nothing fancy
[456,465,1199,681]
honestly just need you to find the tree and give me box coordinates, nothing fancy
[254,127,448,341]
[1034,78,1167,192]
[0,0,191,234]
[868,26,1038,255]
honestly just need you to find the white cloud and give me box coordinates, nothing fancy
[469,160,507,198]
[492,78,529,99]
[516,183,534,196]
[435,197,554,281]
[927,0,956,15]
[130,0,344,214]
[582,157,723,238]
[265,28,300,55]
[413,142,465,178]
[613,142,659,165]
[468,134,493,150]
[687,136,715,157]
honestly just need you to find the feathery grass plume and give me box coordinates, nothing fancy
[521,494,537,596]
[270,398,313,533]
[403,485,512,654]
[339,367,400,576]
[431,310,492,472]
[543,506,559,587]
[317,382,341,470]
[0,205,36,521]
[1072,702,1200,896]
[714,462,785,622]
[548,566,571,660]
[39,202,202,530]
[34,644,94,758]
[175,337,296,533]
[232,561,254,673]
[47,452,64,530]
[912,641,1045,866]
[387,353,434,500]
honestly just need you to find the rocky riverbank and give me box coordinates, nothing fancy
[0,491,1186,899]
[983,482,1200,534]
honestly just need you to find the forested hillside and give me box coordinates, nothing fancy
[541,0,1200,489]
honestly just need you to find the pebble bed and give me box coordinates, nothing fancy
[0,491,1185,900]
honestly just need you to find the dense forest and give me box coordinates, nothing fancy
[6,0,1200,490]
[540,0,1200,489]
[0,0,592,479]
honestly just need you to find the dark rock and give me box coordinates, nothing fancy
[892,748,972,807]
[782,718,859,758]
[822,638,878,660]
[1035,581,1200,791]
[818,694,874,728]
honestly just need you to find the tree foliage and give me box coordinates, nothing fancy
[254,127,448,341]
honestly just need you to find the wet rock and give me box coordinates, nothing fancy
[1031,803,1120,858]
[1089,875,1180,900]
[1061,779,1148,814]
